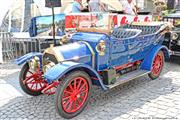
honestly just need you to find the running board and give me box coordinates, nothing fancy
[106,70,150,89]
[172,51,180,56]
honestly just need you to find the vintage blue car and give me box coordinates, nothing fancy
[15,22,170,118]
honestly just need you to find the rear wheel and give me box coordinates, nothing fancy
[148,50,164,80]
[19,63,46,96]
[55,71,92,119]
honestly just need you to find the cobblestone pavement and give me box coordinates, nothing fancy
[0,57,180,120]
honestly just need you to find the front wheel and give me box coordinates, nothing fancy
[148,50,164,80]
[19,63,46,96]
[55,71,92,119]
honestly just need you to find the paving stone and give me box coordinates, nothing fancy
[15,118,23,120]
[162,103,175,108]
[165,111,178,117]
[141,104,149,109]
[1,118,10,120]
[156,108,167,115]
[168,108,179,113]
[119,114,131,119]
[0,115,8,119]
[148,107,158,112]
[0,112,4,116]
[138,109,148,114]
[156,101,168,106]
[147,111,157,116]
[156,105,170,110]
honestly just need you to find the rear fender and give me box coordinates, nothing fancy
[14,52,43,66]
[141,45,170,71]
[44,61,107,90]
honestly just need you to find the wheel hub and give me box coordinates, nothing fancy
[71,91,80,101]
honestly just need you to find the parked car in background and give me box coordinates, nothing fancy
[163,10,180,56]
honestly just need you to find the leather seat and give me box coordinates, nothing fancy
[111,28,138,39]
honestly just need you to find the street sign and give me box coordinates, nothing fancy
[45,0,61,7]
[167,0,175,9]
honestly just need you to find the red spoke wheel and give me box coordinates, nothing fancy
[19,63,46,96]
[55,71,92,119]
[148,50,164,80]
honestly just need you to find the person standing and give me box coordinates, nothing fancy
[72,0,86,13]
[88,0,108,12]
[120,0,137,15]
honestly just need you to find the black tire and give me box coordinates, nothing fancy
[55,71,92,119]
[148,50,164,80]
[19,63,44,96]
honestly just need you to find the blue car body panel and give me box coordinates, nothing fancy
[141,45,170,71]
[51,42,92,66]
[44,61,107,90]
[14,52,43,65]
[109,32,165,68]
[71,32,110,71]
[71,32,109,43]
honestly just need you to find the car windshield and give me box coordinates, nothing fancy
[75,13,115,30]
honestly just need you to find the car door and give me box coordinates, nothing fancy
[109,37,129,68]
[128,34,156,62]
[127,36,144,62]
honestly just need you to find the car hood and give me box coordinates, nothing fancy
[44,42,92,64]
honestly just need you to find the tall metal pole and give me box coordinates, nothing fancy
[52,7,56,46]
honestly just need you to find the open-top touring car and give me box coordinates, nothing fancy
[15,22,170,118]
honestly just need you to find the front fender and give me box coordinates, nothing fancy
[44,61,107,90]
[14,52,42,65]
[141,45,170,71]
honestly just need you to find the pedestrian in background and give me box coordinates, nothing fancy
[72,0,87,13]
[120,0,138,15]
[88,0,108,12]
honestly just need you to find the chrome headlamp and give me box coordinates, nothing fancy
[43,53,58,73]
[96,40,106,56]
[28,56,40,71]
[171,32,178,40]
[43,61,55,73]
